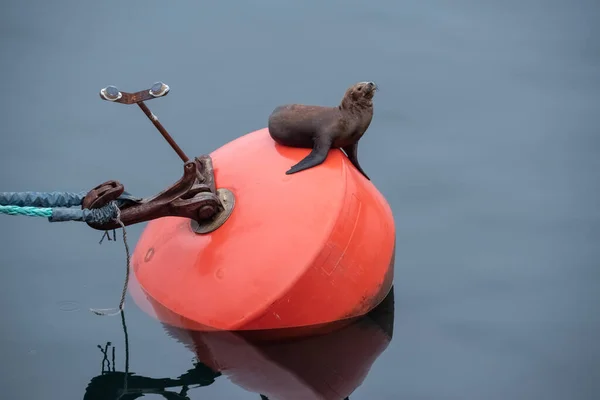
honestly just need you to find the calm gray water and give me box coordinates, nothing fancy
[1,0,599,399]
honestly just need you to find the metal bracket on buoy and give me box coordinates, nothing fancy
[83,82,235,233]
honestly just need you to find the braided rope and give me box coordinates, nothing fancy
[0,191,131,317]
[0,191,86,207]
[0,205,53,218]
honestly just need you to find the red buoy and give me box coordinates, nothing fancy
[130,127,395,331]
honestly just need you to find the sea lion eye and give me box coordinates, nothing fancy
[357,87,362,91]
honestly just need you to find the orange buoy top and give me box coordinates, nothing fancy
[131,128,395,331]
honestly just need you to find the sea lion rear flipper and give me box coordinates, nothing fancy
[286,136,332,175]
[342,143,370,180]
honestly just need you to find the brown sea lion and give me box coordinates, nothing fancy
[267,81,377,180]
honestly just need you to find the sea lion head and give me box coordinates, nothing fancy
[340,81,378,110]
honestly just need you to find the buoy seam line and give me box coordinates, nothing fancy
[236,156,350,330]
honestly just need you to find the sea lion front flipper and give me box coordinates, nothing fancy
[342,143,370,180]
[286,135,333,175]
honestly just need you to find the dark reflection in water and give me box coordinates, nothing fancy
[83,288,394,400]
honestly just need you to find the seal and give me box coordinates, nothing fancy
[267,81,377,180]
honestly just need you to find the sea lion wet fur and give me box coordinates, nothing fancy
[267,81,377,180]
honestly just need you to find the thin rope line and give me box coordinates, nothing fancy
[90,204,131,316]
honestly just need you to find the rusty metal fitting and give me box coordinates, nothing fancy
[82,156,235,233]
[94,81,235,233]
[191,188,236,234]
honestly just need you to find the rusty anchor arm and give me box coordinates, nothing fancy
[85,82,235,233]
[82,156,224,231]
[81,82,235,233]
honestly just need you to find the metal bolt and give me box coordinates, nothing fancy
[198,205,216,220]
[149,82,170,98]
[100,85,122,101]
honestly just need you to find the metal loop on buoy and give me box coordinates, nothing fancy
[191,188,236,234]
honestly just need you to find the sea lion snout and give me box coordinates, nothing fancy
[365,82,377,91]
[354,81,377,100]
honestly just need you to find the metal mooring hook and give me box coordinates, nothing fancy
[93,82,235,234]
